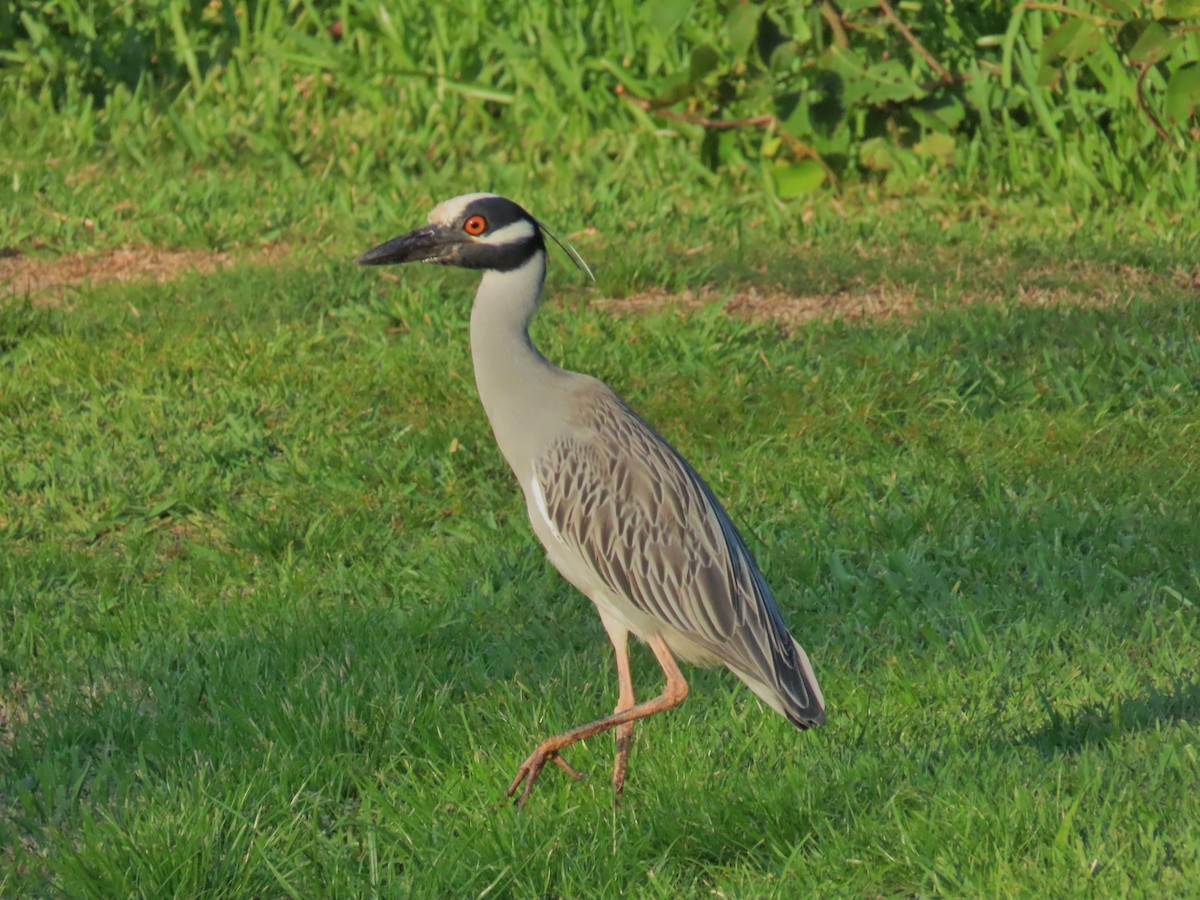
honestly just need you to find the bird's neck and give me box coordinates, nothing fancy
[469,250,569,481]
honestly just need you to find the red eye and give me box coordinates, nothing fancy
[464,215,487,236]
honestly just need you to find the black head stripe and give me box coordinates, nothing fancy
[450,196,544,272]
[460,196,535,234]
[449,233,542,271]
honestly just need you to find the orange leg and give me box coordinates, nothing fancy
[609,626,636,801]
[506,632,688,808]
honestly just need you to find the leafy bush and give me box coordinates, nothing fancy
[631,0,1200,204]
[1,0,1197,210]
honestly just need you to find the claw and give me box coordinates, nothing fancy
[501,638,688,808]
[553,755,584,781]
[505,744,583,808]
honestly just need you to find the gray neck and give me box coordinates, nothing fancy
[469,250,571,483]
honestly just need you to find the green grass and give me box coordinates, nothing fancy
[4,0,1199,261]
[3,2,1200,893]
[2,246,1199,896]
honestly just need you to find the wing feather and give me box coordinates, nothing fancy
[536,382,824,727]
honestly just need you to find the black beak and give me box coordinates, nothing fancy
[356,225,455,266]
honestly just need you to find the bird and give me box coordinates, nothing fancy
[357,193,825,807]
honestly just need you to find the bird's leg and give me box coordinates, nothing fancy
[608,626,636,801]
[506,633,688,808]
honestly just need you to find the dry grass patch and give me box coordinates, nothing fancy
[598,261,1198,329]
[3,244,1195,327]
[595,283,923,327]
[0,244,291,307]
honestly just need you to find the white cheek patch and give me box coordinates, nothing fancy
[530,472,566,545]
[482,218,537,245]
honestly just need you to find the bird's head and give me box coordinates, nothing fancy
[356,193,544,273]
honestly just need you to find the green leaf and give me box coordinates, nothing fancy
[769,41,799,72]
[1065,20,1099,61]
[1165,62,1200,122]
[789,13,813,46]
[649,0,693,37]
[1040,19,1082,64]
[755,11,790,66]
[1094,0,1138,13]
[859,137,896,171]
[689,45,721,84]
[1116,20,1149,55]
[1164,0,1200,17]
[910,96,966,131]
[727,3,762,58]
[1036,58,1063,89]
[1129,22,1182,65]
[650,73,697,107]
[914,131,956,163]
[861,60,923,104]
[1040,19,1102,64]
[781,102,818,140]
[773,159,826,198]
[826,49,923,105]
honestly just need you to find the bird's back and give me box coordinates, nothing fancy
[528,379,825,729]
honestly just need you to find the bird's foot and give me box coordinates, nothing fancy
[505,743,583,808]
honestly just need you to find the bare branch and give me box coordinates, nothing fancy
[878,0,955,85]
[615,85,772,130]
[820,1,850,49]
[614,85,838,184]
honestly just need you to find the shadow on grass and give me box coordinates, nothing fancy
[1024,675,1200,756]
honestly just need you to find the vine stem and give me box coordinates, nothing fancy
[1135,63,1174,145]
[614,85,773,130]
[877,0,955,85]
[613,85,837,184]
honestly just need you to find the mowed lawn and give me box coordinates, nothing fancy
[2,243,1199,897]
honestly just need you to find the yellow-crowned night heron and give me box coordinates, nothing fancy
[358,194,824,806]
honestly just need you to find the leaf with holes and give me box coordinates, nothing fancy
[867,61,923,104]
[910,96,966,132]
[826,49,923,106]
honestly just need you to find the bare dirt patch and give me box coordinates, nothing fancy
[598,262,1198,329]
[595,284,923,327]
[1,244,291,307]
[0,681,29,750]
[3,245,1195,325]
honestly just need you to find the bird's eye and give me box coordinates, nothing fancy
[464,215,487,236]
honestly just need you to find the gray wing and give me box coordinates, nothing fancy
[536,382,824,728]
